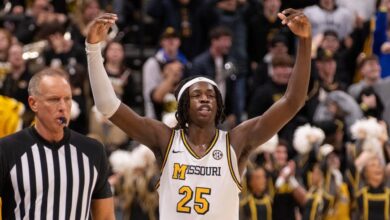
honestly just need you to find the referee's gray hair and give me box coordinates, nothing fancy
[28,68,70,96]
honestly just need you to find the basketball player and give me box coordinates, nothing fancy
[86,9,311,220]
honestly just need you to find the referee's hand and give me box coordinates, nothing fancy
[86,13,118,44]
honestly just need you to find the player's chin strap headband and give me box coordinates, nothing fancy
[177,77,218,101]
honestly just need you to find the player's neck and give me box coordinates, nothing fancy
[34,121,64,143]
[186,126,216,147]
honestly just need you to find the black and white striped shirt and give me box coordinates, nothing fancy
[0,127,112,219]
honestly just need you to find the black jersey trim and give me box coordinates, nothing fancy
[29,127,70,150]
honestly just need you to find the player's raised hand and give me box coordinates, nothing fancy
[278,9,311,38]
[86,13,118,44]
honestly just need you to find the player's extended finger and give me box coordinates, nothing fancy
[277,12,287,24]
[96,13,118,23]
[96,18,116,24]
[281,8,299,16]
[283,12,305,25]
[99,13,118,19]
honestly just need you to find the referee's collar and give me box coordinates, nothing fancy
[30,126,71,149]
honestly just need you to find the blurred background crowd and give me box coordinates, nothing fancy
[1,0,390,219]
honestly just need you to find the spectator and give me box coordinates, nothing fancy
[312,30,356,85]
[189,26,237,128]
[249,34,290,91]
[0,95,24,138]
[248,0,293,67]
[13,0,67,44]
[142,27,187,120]
[373,0,390,78]
[240,166,272,220]
[356,154,389,220]
[0,28,12,62]
[314,49,347,93]
[311,18,369,86]
[313,91,363,137]
[336,0,376,22]
[356,87,384,119]
[348,54,382,100]
[303,0,355,39]
[69,0,102,47]
[197,0,251,121]
[0,43,33,127]
[305,49,348,120]
[147,0,203,59]
[301,163,334,220]
[41,21,87,68]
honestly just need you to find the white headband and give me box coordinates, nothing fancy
[177,77,218,101]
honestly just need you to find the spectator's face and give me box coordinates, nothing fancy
[29,75,72,132]
[321,35,339,53]
[161,37,181,54]
[271,65,292,85]
[364,157,385,187]
[188,82,217,126]
[361,59,381,81]
[317,60,336,82]
[264,0,281,13]
[162,61,183,84]
[212,35,232,55]
[48,33,66,51]
[83,1,101,23]
[8,44,24,67]
[32,0,51,15]
[327,152,340,170]
[320,0,335,11]
[273,145,288,167]
[0,31,10,52]
[105,42,124,64]
[249,168,267,195]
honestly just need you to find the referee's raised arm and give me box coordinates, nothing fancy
[85,13,172,160]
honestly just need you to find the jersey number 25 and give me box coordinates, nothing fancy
[177,186,211,215]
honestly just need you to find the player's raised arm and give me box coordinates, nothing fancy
[86,13,172,154]
[230,9,312,165]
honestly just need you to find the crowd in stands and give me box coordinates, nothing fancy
[1,0,390,219]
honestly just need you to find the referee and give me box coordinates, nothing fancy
[0,68,114,219]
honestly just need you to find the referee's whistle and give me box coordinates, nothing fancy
[59,117,67,125]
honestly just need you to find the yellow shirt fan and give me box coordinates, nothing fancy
[0,95,24,138]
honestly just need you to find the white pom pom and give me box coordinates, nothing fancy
[350,118,383,140]
[162,112,177,128]
[293,124,325,154]
[255,134,278,154]
[362,137,382,153]
[109,150,134,174]
[319,144,334,158]
[70,99,80,120]
[131,145,156,166]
